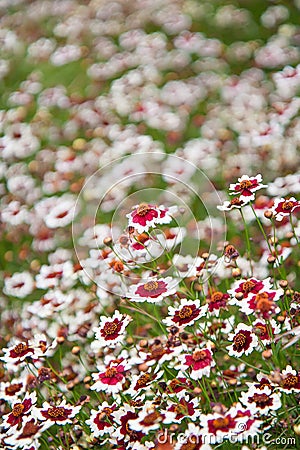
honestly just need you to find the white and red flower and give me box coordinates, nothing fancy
[126,277,177,303]
[279,365,300,393]
[240,385,281,415]
[0,380,26,403]
[163,298,207,328]
[90,360,130,394]
[252,318,280,344]
[85,402,117,437]
[92,310,132,349]
[178,346,215,379]
[4,417,49,448]
[174,423,212,450]
[228,277,272,303]
[229,174,267,203]
[128,401,164,432]
[217,196,248,211]
[112,404,145,445]
[271,197,300,221]
[241,289,282,318]
[227,324,258,357]
[126,203,177,233]
[3,272,34,299]
[33,399,81,426]
[2,392,37,430]
[163,396,200,424]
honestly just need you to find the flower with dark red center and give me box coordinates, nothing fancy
[163,299,207,328]
[1,381,25,402]
[227,324,258,357]
[92,310,132,349]
[86,402,117,437]
[280,365,300,393]
[240,385,281,414]
[33,399,81,426]
[242,289,282,318]
[252,318,280,344]
[166,377,192,395]
[228,277,272,303]
[229,174,267,203]
[217,196,248,211]
[127,203,177,233]
[91,360,130,394]
[126,276,177,303]
[128,401,164,432]
[4,417,49,448]
[3,392,36,430]
[164,396,200,424]
[178,346,215,380]
[271,197,300,221]
[112,405,145,444]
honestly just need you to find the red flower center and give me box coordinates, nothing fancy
[143,281,159,291]
[192,350,207,361]
[136,203,151,216]
[242,280,256,293]
[47,407,67,418]
[239,180,252,189]
[281,200,294,211]
[283,374,298,388]
[12,403,25,417]
[178,306,193,319]
[20,420,40,438]
[212,417,230,429]
[103,322,118,336]
[105,367,118,378]
[13,343,28,355]
[233,332,247,350]
[136,373,151,388]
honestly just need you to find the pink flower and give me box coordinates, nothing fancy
[178,346,215,379]
[163,298,207,328]
[126,203,177,233]
[227,324,258,357]
[126,277,177,303]
[271,197,300,221]
[229,174,267,203]
[90,360,130,394]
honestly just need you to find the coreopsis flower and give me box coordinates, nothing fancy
[33,399,81,426]
[112,404,145,445]
[139,341,182,367]
[163,298,208,328]
[126,202,177,233]
[126,276,177,303]
[165,376,193,396]
[1,334,57,369]
[241,289,282,318]
[2,392,37,431]
[126,370,162,397]
[85,402,117,437]
[44,197,76,228]
[252,318,280,344]
[3,272,34,298]
[227,323,258,357]
[217,196,248,211]
[228,277,272,303]
[163,395,201,424]
[240,385,282,415]
[91,310,132,350]
[0,380,26,403]
[4,417,49,449]
[271,197,300,221]
[128,401,164,432]
[201,403,262,444]
[207,291,229,316]
[229,174,267,203]
[90,360,130,394]
[279,365,300,393]
[178,346,215,379]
